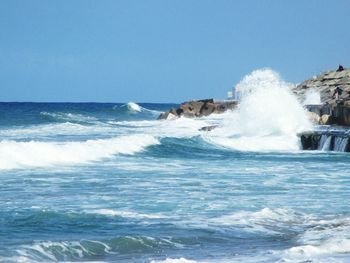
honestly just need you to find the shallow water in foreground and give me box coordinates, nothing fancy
[0,102,350,263]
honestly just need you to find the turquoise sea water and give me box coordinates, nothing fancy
[0,102,350,263]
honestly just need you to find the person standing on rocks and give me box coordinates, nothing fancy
[332,86,343,101]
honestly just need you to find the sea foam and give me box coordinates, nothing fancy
[150,258,204,263]
[90,209,165,219]
[0,135,158,170]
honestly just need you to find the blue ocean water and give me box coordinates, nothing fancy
[0,99,350,263]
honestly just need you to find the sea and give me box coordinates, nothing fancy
[1,69,350,263]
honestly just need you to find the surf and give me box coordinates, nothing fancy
[202,69,312,152]
[0,134,158,170]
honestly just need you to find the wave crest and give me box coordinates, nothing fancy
[0,135,158,170]
[40,111,98,123]
[114,102,161,115]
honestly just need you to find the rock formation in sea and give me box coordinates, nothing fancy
[158,99,237,120]
[293,68,350,126]
[294,67,350,151]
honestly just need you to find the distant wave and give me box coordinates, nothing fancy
[0,122,115,139]
[89,209,165,219]
[40,111,98,123]
[114,102,161,115]
[0,135,158,170]
[126,101,142,112]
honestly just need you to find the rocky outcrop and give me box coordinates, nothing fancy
[305,102,350,126]
[158,99,237,120]
[199,125,218,131]
[294,68,350,104]
[293,68,350,126]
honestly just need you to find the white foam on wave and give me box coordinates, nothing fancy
[91,209,165,219]
[0,122,118,139]
[126,102,142,112]
[285,238,350,257]
[212,208,350,261]
[0,135,158,170]
[15,240,112,262]
[112,117,207,138]
[201,69,312,152]
[277,237,350,263]
[150,258,204,263]
[118,102,161,115]
[278,216,350,261]
[40,111,98,123]
[212,207,309,234]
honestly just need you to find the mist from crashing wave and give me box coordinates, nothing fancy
[203,69,312,151]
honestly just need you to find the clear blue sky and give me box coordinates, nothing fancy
[0,0,349,103]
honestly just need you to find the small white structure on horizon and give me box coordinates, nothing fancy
[227,85,242,101]
[227,91,233,100]
[234,85,241,100]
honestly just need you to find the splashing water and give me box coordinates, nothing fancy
[204,69,312,151]
[303,89,321,105]
[127,102,142,112]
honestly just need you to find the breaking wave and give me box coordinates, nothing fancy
[116,102,161,115]
[10,236,183,262]
[203,69,312,152]
[40,111,98,123]
[0,135,158,170]
[89,209,165,219]
[211,207,350,262]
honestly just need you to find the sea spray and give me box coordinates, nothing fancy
[204,69,312,151]
[303,89,321,105]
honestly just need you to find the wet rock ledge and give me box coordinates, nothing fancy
[158,99,237,120]
[294,68,350,126]
[299,128,350,152]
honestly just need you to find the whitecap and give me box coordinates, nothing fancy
[126,102,142,113]
[90,209,165,219]
[150,258,204,263]
[0,134,159,170]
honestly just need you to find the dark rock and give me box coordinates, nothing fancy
[299,128,350,152]
[158,99,238,120]
[199,125,218,131]
[295,69,350,126]
[200,102,216,116]
[300,133,321,150]
[157,108,179,120]
[186,101,205,116]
